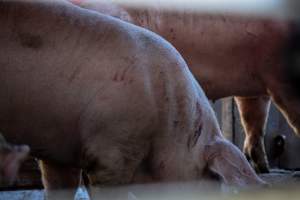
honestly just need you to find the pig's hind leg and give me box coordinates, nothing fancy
[82,140,148,199]
[234,96,271,173]
[39,160,81,200]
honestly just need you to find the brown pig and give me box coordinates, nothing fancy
[70,0,298,173]
[0,0,264,199]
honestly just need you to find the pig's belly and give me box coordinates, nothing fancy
[0,109,83,165]
[184,54,267,100]
[0,74,156,166]
[0,81,87,165]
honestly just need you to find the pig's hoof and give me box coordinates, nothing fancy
[244,146,270,174]
[254,163,270,174]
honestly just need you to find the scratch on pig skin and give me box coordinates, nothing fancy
[69,64,82,83]
[112,66,131,82]
[159,161,165,170]
[187,102,203,151]
[121,67,130,81]
[187,124,202,151]
[245,23,259,38]
[246,31,259,38]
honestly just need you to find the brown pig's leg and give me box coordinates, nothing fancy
[266,82,300,136]
[234,96,271,173]
[85,151,143,200]
[204,138,266,187]
[39,160,81,200]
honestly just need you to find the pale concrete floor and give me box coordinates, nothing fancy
[0,187,89,200]
[260,169,300,185]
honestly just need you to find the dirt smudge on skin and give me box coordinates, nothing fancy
[18,32,43,50]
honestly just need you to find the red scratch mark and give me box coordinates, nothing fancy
[187,102,203,150]
[113,71,119,81]
[112,67,132,82]
[158,161,165,170]
[120,67,129,81]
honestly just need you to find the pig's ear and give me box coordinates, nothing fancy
[2,145,30,185]
[204,139,266,187]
